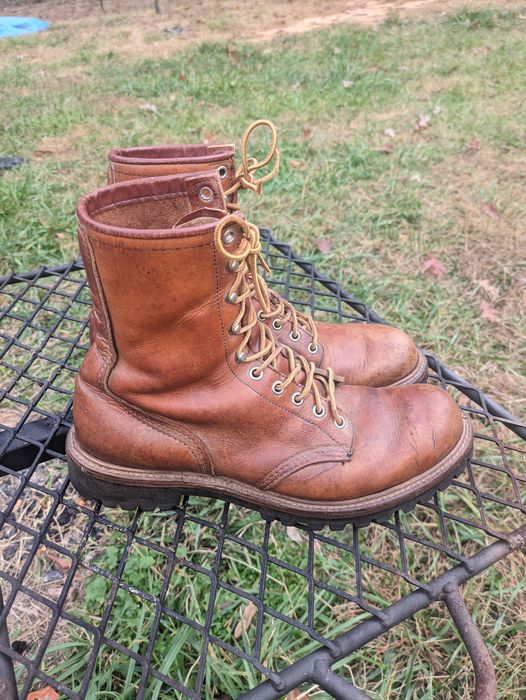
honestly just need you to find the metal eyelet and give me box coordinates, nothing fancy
[226,291,238,304]
[235,350,247,363]
[334,416,347,430]
[249,367,264,381]
[230,323,241,335]
[257,310,266,321]
[222,228,236,245]
[308,343,318,354]
[289,330,300,342]
[272,319,282,331]
[226,259,239,272]
[199,186,214,202]
[291,392,304,406]
[312,405,326,419]
[218,165,228,179]
[272,381,284,396]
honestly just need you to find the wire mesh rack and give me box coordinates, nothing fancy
[0,229,524,699]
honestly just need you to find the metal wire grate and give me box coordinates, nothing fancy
[0,231,524,699]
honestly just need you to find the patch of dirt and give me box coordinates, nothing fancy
[0,0,513,65]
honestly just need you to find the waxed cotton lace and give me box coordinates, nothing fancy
[223,119,319,349]
[215,214,344,426]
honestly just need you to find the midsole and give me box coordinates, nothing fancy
[66,416,473,518]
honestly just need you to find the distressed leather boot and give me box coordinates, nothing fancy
[67,172,473,528]
[107,120,428,388]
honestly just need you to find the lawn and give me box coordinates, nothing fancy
[0,2,525,698]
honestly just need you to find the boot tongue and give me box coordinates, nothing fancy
[173,209,225,228]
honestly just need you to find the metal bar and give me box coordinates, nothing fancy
[313,665,372,699]
[443,586,497,700]
[238,525,526,700]
[0,261,83,288]
[0,589,18,700]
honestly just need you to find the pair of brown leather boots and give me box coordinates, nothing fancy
[66,120,473,528]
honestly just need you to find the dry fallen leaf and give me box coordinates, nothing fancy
[138,102,157,113]
[285,690,303,699]
[290,81,301,91]
[377,143,395,154]
[410,173,422,183]
[42,549,70,573]
[482,201,500,221]
[384,128,396,138]
[289,159,307,170]
[422,253,446,279]
[286,526,304,544]
[314,238,332,254]
[28,687,60,700]
[341,79,354,88]
[234,601,257,639]
[478,279,499,298]
[414,114,431,131]
[479,301,500,323]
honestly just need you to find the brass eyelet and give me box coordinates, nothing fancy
[291,392,304,406]
[334,415,347,430]
[272,381,284,396]
[248,367,264,381]
[199,186,214,202]
[312,405,326,419]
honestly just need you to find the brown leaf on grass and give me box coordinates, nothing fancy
[479,301,500,323]
[285,690,303,699]
[301,127,312,140]
[414,114,431,131]
[289,159,307,170]
[41,549,70,573]
[234,601,257,639]
[377,143,395,154]
[422,253,446,279]
[482,201,500,221]
[314,238,332,254]
[202,130,216,145]
[478,279,499,298]
[28,687,60,700]
[466,138,481,150]
[286,526,304,544]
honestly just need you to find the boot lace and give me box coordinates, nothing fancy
[215,214,345,428]
[224,119,319,349]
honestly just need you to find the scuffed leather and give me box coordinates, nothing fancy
[72,174,467,503]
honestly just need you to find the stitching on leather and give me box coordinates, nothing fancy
[257,447,347,491]
[91,240,211,252]
[109,164,231,178]
[91,191,186,216]
[80,378,212,474]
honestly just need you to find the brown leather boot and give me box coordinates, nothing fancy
[107,120,428,388]
[67,172,473,528]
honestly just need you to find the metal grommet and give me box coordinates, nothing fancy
[235,350,247,363]
[218,165,228,179]
[222,228,236,245]
[226,291,238,304]
[199,186,214,202]
[257,310,265,321]
[230,323,241,335]
[291,392,304,406]
[308,342,318,354]
[289,330,300,342]
[272,381,284,396]
[272,319,282,331]
[312,405,326,419]
[249,367,264,381]
[226,259,240,272]
[334,416,347,430]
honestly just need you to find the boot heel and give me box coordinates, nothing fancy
[67,456,183,512]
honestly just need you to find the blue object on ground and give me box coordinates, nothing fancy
[0,16,49,39]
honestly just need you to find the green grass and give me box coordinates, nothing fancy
[1,4,525,698]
